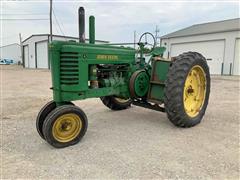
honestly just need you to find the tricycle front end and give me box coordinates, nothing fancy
[36,6,210,148]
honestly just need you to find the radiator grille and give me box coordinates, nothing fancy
[60,52,79,85]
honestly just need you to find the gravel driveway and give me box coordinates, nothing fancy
[1,65,239,179]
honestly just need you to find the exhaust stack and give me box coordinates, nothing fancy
[78,7,85,43]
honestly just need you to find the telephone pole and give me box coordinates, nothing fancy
[50,0,53,42]
[134,30,136,49]
[154,25,160,46]
[19,33,23,66]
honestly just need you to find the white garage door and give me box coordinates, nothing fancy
[36,41,48,68]
[170,40,225,75]
[23,45,29,68]
[233,39,240,75]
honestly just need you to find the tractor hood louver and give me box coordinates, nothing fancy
[60,52,79,85]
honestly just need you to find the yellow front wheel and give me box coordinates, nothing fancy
[42,105,88,148]
[164,52,210,127]
[36,101,74,140]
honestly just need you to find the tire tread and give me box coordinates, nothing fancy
[164,52,210,128]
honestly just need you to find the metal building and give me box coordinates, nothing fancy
[22,34,108,69]
[161,18,240,75]
[0,43,22,64]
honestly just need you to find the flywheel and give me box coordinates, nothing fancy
[129,70,149,98]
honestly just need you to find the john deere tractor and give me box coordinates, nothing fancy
[36,7,210,148]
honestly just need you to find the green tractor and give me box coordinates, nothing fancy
[36,7,210,148]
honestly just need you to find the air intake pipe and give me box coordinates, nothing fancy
[89,16,95,44]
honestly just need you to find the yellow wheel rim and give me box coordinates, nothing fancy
[183,65,206,117]
[52,113,82,142]
[114,97,130,103]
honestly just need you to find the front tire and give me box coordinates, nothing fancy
[36,101,56,140]
[42,105,88,148]
[36,101,74,140]
[164,52,210,127]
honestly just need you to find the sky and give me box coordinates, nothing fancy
[0,0,239,46]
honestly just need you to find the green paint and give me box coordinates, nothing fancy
[89,16,95,44]
[50,41,135,103]
[89,65,97,80]
[151,47,166,56]
[134,71,149,97]
[148,60,170,102]
[49,39,170,106]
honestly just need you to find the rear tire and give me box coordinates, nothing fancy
[164,52,210,127]
[100,96,131,110]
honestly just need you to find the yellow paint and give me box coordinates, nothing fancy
[96,54,118,60]
[114,97,130,103]
[52,113,82,142]
[183,65,206,117]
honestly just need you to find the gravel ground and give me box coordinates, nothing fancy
[1,65,239,179]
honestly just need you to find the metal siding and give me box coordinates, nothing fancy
[170,40,225,75]
[23,45,29,68]
[36,41,48,68]
[0,44,21,63]
[233,39,240,75]
[22,34,108,69]
[23,35,48,68]
[161,18,240,39]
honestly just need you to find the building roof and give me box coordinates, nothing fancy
[161,18,240,39]
[22,34,109,43]
[0,43,20,48]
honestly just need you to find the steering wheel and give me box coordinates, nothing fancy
[138,32,156,54]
